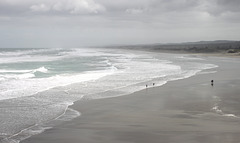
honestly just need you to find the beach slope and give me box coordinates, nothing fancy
[22,56,240,143]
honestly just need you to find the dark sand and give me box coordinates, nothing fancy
[22,56,240,143]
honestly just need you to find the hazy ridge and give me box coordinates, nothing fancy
[110,40,240,55]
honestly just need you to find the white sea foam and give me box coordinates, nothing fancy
[0,48,220,143]
[1,125,52,143]
[222,114,239,118]
[177,55,205,61]
[0,73,35,80]
[57,48,106,57]
[0,67,48,74]
[0,48,62,57]
[212,105,239,118]
[0,67,49,82]
[212,106,223,114]
[0,48,67,64]
[0,69,32,73]
[0,102,80,143]
[33,67,48,73]
[0,55,62,64]
[197,70,217,75]
[0,68,118,101]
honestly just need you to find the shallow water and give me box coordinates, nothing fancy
[0,48,218,143]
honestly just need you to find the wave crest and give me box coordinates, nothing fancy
[33,67,48,73]
[0,67,49,81]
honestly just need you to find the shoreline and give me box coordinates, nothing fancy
[135,48,240,58]
[21,55,240,143]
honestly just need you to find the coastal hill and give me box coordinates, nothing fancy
[113,40,240,55]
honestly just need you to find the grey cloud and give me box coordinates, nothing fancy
[217,0,240,12]
[0,2,28,16]
[0,0,240,48]
[150,0,201,12]
[201,0,240,16]
[0,0,106,16]
[125,8,145,15]
[1,0,240,17]
[30,4,50,12]
[46,0,106,14]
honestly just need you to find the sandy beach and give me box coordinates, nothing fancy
[1,0,240,142]
[22,56,240,143]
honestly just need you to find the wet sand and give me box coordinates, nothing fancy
[22,56,240,143]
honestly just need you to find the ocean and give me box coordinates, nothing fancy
[0,48,217,143]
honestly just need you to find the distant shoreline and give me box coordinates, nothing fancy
[107,40,240,57]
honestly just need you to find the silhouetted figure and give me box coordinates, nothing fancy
[211,80,214,86]
[146,84,148,88]
[153,83,155,86]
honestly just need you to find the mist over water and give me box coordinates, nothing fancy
[0,48,217,143]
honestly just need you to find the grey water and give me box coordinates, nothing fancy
[0,48,217,143]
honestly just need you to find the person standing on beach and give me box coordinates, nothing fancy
[211,80,214,86]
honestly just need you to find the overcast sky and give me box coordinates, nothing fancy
[0,0,240,48]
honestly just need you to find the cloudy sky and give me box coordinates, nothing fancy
[0,0,240,48]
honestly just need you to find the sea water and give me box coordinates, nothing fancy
[0,48,217,143]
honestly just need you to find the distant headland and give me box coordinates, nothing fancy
[109,40,240,56]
